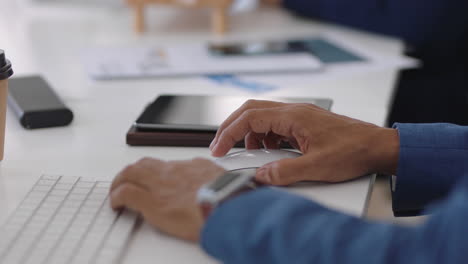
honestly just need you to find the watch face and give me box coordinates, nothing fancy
[209,172,241,191]
[197,168,257,206]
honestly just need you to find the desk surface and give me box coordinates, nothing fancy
[0,2,406,263]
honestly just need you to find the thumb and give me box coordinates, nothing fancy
[255,156,316,186]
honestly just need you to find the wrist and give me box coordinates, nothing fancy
[369,128,400,175]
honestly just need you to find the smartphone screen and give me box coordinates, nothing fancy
[134,95,332,131]
[209,40,310,56]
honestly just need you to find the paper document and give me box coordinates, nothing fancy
[82,44,323,80]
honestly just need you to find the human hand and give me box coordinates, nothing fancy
[210,100,399,185]
[110,158,225,242]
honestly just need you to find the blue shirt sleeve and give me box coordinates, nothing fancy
[391,123,468,216]
[202,180,468,264]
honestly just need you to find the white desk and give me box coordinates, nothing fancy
[0,2,409,263]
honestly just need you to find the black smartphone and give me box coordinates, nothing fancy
[208,40,310,56]
[134,95,332,132]
[8,75,73,129]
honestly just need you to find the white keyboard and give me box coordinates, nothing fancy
[0,175,138,264]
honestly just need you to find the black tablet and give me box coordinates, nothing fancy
[134,95,333,131]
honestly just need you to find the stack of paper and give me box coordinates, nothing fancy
[82,43,323,80]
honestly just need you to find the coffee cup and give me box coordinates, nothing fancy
[0,50,14,160]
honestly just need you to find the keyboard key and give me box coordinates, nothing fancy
[88,193,107,201]
[50,189,69,196]
[96,181,111,188]
[33,185,53,192]
[37,179,57,186]
[40,175,61,181]
[76,181,95,188]
[92,187,110,194]
[68,195,87,202]
[58,176,80,184]
[54,183,74,190]
[71,188,91,195]
[26,191,48,200]
[44,195,64,203]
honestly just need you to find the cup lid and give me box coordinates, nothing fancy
[0,50,13,80]
[0,50,5,68]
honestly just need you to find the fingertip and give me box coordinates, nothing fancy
[109,182,116,193]
[111,203,122,211]
[210,148,223,157]
[109,184,130,210]
[210,147,221,157]
[110,173,123,193]
[109,189,121,210]
[211,142,229,157]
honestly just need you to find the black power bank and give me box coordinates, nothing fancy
[8,76,73,129]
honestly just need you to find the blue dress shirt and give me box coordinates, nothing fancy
[201,123,468,263]
[280,0,468,127]
[281,0,468,62]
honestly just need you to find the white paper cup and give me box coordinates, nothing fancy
[0,50,14,160]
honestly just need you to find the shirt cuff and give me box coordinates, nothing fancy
[200,188,326,262]
[391,123,468,216]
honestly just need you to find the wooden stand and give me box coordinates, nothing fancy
[127,0,234,34]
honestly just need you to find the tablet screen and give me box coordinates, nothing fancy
[134,95,332,131]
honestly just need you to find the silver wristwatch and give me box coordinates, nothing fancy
[197,168,258,218]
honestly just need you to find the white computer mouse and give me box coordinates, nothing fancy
[215,149,302,171]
